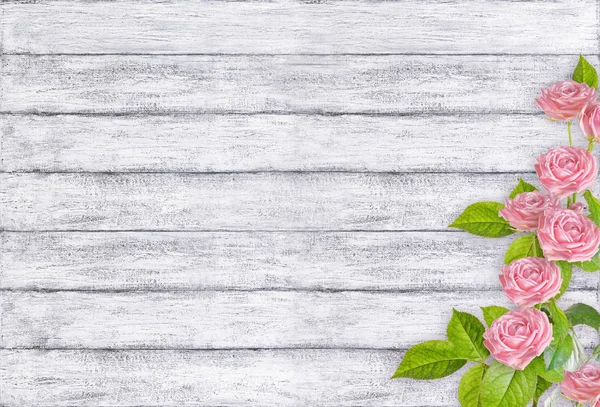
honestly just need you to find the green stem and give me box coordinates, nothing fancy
[568,121,573,146]
[589,139,595,152]
[572,193,577,204]
[532,233,538,257]
[567,195,572,207]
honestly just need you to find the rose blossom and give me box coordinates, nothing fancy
[538,208,600,262]
[535,146,598,198]
[569,202,584,213]
[536,80,596,121]
[499,192,559,231]
[579,101,600,141]
[499,258,562,307]
[560,363,600,402]
[483,308,552,370]
[592,394,600,407]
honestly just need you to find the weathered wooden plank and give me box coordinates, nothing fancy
[1,290,596,349]
[0,172,541,231]
[0,55,590,114]
[1,231,598,292]
[0,114,575,173]
[1,0,596,55]
[0,349,466,406]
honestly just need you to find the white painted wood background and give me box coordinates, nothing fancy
[0,1,599,405]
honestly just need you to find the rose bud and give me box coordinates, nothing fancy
[536,80,596,121]
[499,258,562,307]
[483,308,552,370]
[499,191,559,231]
[579,101,600,141]
[535,146,598,198]
[560,363,600,403]
[538,208,600,262]
[569,202,585,213]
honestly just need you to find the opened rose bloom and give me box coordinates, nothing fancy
[536,80,597,121]
[499,191,559,231]
[535,146,598,198]
[538,207,600,262]
[592,394,600,407]
[560,363,600,402]
[499,258,562,307]
[580,101,600,142]
[483,308,552,370]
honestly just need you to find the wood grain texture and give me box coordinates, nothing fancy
[0,55,591,114]
[1,0,596,55]
[0,172,544,231]
[1,290,597,349]
[1,349,467,407]
[2,231,599,292]
[0,114,577,173]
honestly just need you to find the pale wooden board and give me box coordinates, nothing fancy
[1,0,596,55]
[1,290,597,349]
[0,55,591,114]
[0,349,470,407]
[0,113,578,173]
[2,231,599,292]
[0,172,544,231]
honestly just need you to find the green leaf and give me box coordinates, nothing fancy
[533,377,552,407]
[392,340,467,380]
[509,179,538,199]
[449,202,515,237]
[458,363,488,407]
[564,303,600,330]
[481,306,510,327]
[554,261,572,300]
[573,54,599,89]
[480,360,537,407]
[564,332,586,372]
[593,344,600,359]
[583,190,600,226]
[504,234,543,264]
[547,302,570,340]
[574,252,600,272]
[447,309,489,362]
[544,334,574,371]
[530,357,564,383]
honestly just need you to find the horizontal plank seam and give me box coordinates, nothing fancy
[0,346,594,352]
[0,111,545,117]
[0,112,545,117]
[3,346,591,352]
[0,229,466,233]
[0,52,590,57]
[0,170,537,175]
[5,288,596,294]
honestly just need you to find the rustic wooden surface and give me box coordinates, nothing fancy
[1,1,599,406]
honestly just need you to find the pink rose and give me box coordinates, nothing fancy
[535,146,598,198]
[592,394,600,407]
[483,308,552,370]
[499,192,559,231]
[579,101,600,141]
[569,202,585,213]
[499,258,562,307]
[560,363,600,402]
[536,80,596,121]
[538,208,600,262]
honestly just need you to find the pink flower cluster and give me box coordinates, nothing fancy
[500,146,600,262]
[536,80,600,140]
[482,81,600,373]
